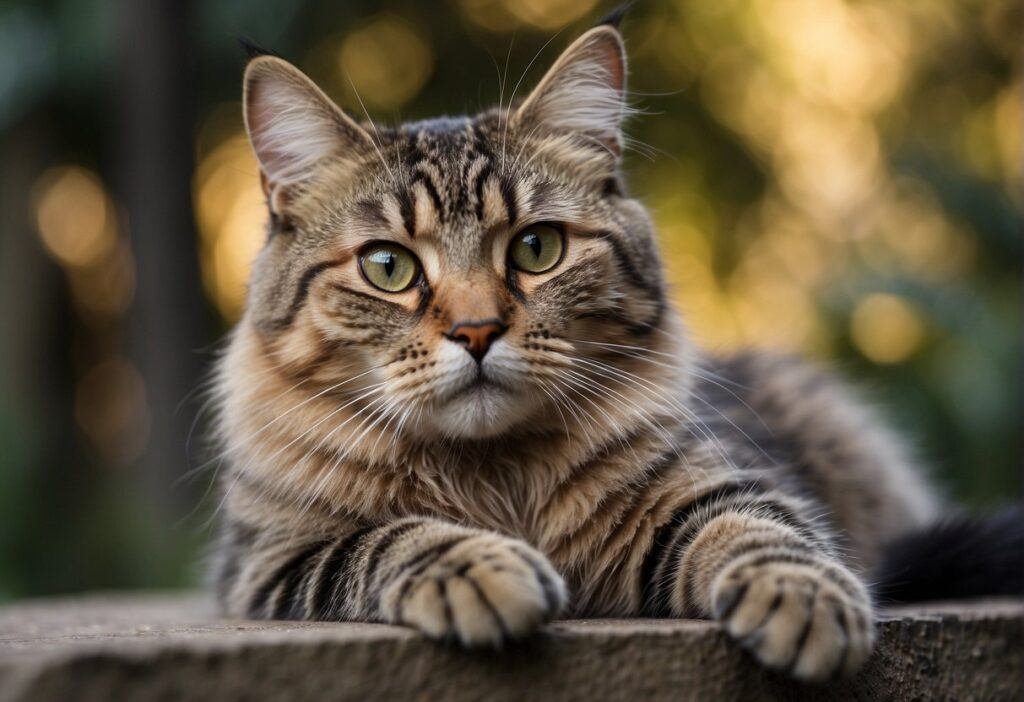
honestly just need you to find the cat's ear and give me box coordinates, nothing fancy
[513,25,627,156]
[243,56,373,203]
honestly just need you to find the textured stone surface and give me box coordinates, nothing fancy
[0,594,1021,701]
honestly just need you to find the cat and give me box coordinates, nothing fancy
[210,16,1022,683]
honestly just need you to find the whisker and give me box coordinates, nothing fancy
[182,365,385,482]
[567,355,738,477]
[300,394,395,516]
[344,73,399,189]
[500,28,567,175]
[208,380,387,525]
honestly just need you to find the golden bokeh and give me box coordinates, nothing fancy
[338,14,433,110]
[74,357,151,463]
[193,129,265,321]
[32,166,118,270]
[457,0,599,32]
[623,0,1012,355]
[32,165,136,320]
[850,293,927,364]
[501,0,599,31]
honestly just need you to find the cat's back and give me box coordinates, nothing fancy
[691,350,939,571]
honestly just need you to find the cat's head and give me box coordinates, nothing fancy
[233,23,679,442]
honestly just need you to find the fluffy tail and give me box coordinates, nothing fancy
[873,506,1024,603]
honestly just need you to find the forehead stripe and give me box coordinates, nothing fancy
[472,161,493,221]
[500,177,519,226]
[397,190,416,237]
[410,170,445,222]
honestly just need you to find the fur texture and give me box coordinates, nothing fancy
[206,25,986,682]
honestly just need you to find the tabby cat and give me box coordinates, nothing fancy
[210,17,1020,682]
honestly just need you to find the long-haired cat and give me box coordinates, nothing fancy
[210,16,1022,682]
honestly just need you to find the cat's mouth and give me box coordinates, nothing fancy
[421,360,537,439]
[449,372,513,399]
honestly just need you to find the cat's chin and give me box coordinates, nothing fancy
[426,381,535,439]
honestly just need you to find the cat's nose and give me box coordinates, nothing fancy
[446,319,507,363]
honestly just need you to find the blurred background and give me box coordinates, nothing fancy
[0,0,1020,601]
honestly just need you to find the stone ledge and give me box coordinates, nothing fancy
[0,594,1021,701]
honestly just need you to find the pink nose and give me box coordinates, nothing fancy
[446,320,507,362]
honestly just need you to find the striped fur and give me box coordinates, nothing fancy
[213,516,564,644]
[210,25,939,681]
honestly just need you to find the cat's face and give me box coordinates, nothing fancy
[238,26,670,440]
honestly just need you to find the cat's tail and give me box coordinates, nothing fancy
[873,505,1024,603]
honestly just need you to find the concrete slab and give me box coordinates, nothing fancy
[0,593,1021,701]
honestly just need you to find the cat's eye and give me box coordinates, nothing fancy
[358,243,420,293]
[508,224,564,274]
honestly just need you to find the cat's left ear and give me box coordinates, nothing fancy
[513,25,627,157]
[243,55,375,212]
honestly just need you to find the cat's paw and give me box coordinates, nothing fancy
[384,534,566,647]
[711,559,874,681]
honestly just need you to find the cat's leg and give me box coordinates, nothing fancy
[644,487,874,681]
[216,517,566,646]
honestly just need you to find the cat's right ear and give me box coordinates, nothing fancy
[243,56,373,209]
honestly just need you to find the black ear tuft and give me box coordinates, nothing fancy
[596,2,634,29]
[237,36,280,61]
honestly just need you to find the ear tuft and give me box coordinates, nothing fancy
[243,56,372,188]
[595,2,633,29]
[237,36,280,61]
[513,26,627,156]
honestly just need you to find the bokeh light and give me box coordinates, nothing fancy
[74,358,151,463]
[457,0,599,32]
[31,165,135,320]
[850,293,927,364]
[194,127,265,321]
[336,14,433,111]
[32,166,117,270]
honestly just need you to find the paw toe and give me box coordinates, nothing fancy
[713,561,875,682]
[791,596,849,681]
[445,574,508,646]
[724,575,782,639]
[746,583,814,669]
[399,577,452,640]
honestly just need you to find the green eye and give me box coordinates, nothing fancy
[509,224,564,274]
[359,243,420,292]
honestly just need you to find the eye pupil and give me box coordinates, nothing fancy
[526,233,542,258]
[383,254,395,278]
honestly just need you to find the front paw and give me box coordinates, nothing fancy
[711,559,874,681]
[382,534,566,647]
